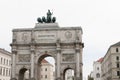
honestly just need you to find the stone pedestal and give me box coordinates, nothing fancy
[35,23,59,28]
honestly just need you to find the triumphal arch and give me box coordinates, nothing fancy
[10,10,84,80]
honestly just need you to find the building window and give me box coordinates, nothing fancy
[117,63,119,68]
[45,75,47,78]
[96,73,100,78]
[116,48,119,52]
[97,67,99,70]
[0,67,2,75]
[117,71,120,76]
[9,60,11,66]
[4,59,5,65]
[1,58,2,64]
[6,69,8,76]
[45,68,47,71]
[9,69,11,76]
[7,60,8,65]
[41,75,43,78]
[3,68,5,76]
[116,56,119,61]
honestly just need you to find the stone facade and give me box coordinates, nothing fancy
[93,58,103,80]
[10,23,84,80]
[0,48,11,80]
[40,59,54,80]
[101,42,120,80]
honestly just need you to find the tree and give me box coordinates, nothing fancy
[88,75,94,80]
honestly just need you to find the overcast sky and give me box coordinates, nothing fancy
[0,0,120,79]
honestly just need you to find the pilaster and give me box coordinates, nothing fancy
[30,44,35,80]
[75,41,80,80]
[11,45,17,80]
[56,39,61,80]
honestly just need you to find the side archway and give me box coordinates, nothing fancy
[18,68,30,80]
[63,68,75,80]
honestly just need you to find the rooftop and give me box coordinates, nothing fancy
[41,59,49,63]
[97,57,103,63]
[0,48,11,56]
[111,41,120,47]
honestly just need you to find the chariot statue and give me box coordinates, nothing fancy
[37,10,56,23]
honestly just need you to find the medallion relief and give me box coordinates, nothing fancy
[65,31,72,39]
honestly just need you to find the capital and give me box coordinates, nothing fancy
[30,45,35,52]
[56,47,61,53]
[12,49,17,54]
[76,48,80,53]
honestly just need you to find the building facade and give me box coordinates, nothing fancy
[101,42,120,80]
[40,59,54,80]
[93,58,103,80]
[0,48,11,80]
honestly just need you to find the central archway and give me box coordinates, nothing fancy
[36,52,55,80]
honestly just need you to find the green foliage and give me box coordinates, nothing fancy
[88,75,94,80]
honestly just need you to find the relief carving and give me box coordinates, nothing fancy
[18,54,30,62]
[22,33,28,42]
[65,31,72,39]
[62,54,74,62]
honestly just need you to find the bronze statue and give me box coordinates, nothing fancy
[37,10,56,23]
[47,10,52,23]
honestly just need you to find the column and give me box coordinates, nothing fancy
[29,69,31,79]
[11,50,17,80]
[56,39,61,80]
[56,49,61,79]
[76,43,80,80]
[30,45,35,80]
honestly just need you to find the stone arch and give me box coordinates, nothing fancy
[36,50,56,64]
[16,65,30,80]
[18,68,29,80]
[35,51,56,80]
[63,67,75,80]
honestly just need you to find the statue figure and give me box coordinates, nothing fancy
[52,17,56,23]
[47,10,52,23]
[42,16,46,23]
[37,17,43,23]
[37,10,56,23]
